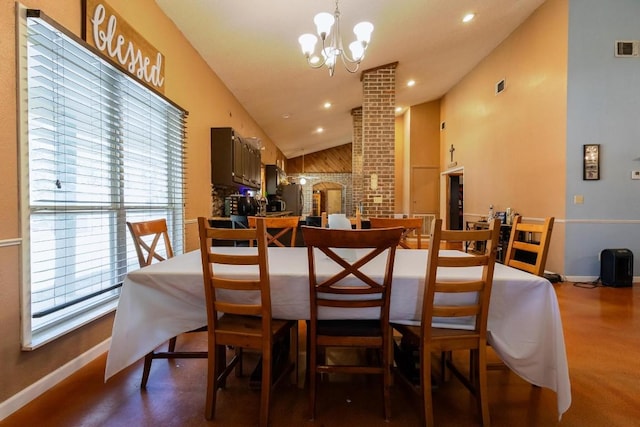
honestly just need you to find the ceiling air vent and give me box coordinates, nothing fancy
[615,40,639,57]
[495,78,506,95]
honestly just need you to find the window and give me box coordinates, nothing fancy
[18,9,187,348]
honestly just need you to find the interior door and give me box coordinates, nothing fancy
[327,189,342,214]
[411,167,439,216]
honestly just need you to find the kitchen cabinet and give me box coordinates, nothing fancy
[211,127,261,189]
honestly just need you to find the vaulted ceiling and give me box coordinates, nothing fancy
[156,0,546,158]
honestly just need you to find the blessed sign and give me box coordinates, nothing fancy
[82,0,165,93]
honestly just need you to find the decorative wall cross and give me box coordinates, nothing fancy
[449,144,455,162]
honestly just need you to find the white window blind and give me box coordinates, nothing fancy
[19,9,187,348]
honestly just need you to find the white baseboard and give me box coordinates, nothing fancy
[0,338,111,421]
[564,276,638,284]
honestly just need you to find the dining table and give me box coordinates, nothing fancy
[104,247,571,418]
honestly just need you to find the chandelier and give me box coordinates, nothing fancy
[298,0,374,76]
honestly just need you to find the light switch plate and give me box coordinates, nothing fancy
[573,195,584,204]
[373,196,383,204]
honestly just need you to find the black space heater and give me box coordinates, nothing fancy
[600,249,633,287]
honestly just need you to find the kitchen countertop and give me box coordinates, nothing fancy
[210,211,295,221]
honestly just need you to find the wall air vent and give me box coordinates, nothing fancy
[495,78,506,95]
[615,40,639,57]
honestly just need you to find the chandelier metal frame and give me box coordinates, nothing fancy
[298,0,374,76]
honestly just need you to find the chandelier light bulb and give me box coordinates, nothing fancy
[298,34,318,57]
[349,41,365,61]
[353,21,374,44]
[314,12,335,40]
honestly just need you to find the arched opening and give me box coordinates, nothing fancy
[311,181,345,215]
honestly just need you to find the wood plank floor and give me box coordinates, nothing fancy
[2,282,639,426]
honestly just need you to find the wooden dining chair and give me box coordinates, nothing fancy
[197,217,298,426]
[503,216,555,277]
[350,210,362,229]
[301,225,404,421]
[369,217,424,249]
[247,215,300,247]
[320,211,328,228]
[126,219,207,389]
[390,218,500,426]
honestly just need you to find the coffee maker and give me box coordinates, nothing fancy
[225,193,258,216]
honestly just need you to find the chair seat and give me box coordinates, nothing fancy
[216,314,295,344]
[317,319,382,337]
[392,323,481,346]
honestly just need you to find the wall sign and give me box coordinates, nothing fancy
[82,0,165,93]
[583,144,600,180]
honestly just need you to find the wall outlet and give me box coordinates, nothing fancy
[632,170,640,180]
[573,195,584,204]
[373,196,383,204]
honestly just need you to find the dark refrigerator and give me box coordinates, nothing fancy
[280,184,303,216]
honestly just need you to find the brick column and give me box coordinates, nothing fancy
[360,63,397,217]
[351,107,363,216]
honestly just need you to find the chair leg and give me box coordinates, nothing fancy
[205,344,222,420]
[308,341,317,421]
[140,352,153,389]
[259,347,273,427]
[476,348,491,426]
[168,336,177,352]
[382,344,392,421]
[235,347,243,377]
[421,346,434,427]
[291,322,299,386]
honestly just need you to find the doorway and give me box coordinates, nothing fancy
[312,182,345,214]
[445,172,464,230]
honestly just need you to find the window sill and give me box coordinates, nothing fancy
[23,300,118,350]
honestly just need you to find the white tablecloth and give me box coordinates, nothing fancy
[105,248,571,417]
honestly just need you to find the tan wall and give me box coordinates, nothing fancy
[0,0,282,403]
[439,0,568,273]
[394,116,405,213]
[409,101,441,168]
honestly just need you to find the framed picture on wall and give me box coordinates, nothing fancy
[583,144,600,180]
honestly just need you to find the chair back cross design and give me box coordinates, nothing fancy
[126,218,207,388]
[127,218,174,266]
[248,216,300,247]
[301,225,403,421]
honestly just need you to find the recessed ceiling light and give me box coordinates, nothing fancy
[316,127,324,133]
[407,80,416,87]
[282,113,291,119]
[395,106,403,113]
[462,13,475,23]
[323,102,332,109]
